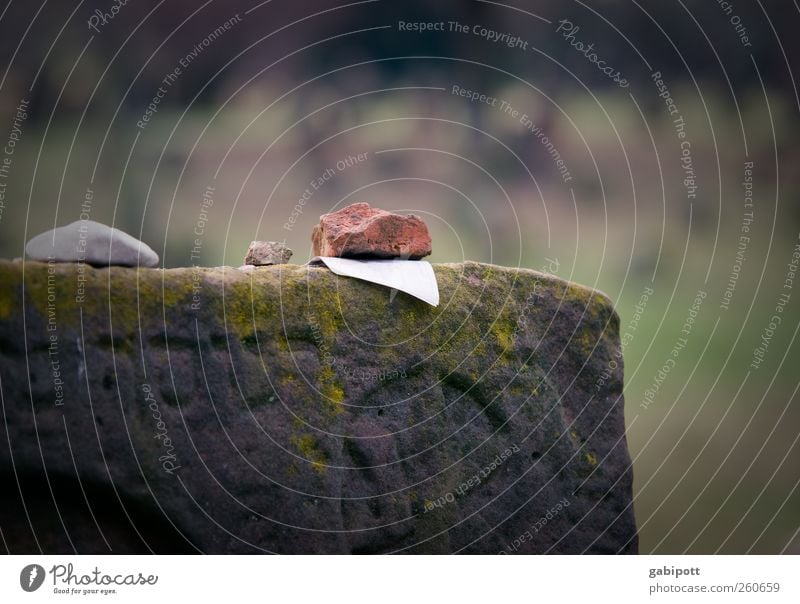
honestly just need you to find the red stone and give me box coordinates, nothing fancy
[311,203,432,259]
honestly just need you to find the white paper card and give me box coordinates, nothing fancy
[309,257,440,307]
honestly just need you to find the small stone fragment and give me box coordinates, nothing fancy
[244,241,293,266]
[25,220,159,267]
[311,202,432,259]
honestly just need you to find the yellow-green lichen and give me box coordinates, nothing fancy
[290,433,327,474]
[224,277,276,340]
[305,297,343,343]
[403,309,418,323]
[274,334,290,352]
[576,328,596,352]
[317,365,345,414]
[564,282,616,328]
[491,320,515,353]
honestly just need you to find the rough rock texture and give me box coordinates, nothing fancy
[311,203,432,259]
[25,220,159,267]
[0,260,636,554]
[244,241,292,266]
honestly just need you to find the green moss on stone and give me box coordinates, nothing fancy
[24,261,81,323]
[491,319,515,354]
[0,262,20,320]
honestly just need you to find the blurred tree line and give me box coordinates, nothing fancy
[1,0,797,126]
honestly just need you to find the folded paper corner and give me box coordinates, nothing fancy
[309,257,439,307]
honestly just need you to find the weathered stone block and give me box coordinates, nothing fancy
[0,260,636,553]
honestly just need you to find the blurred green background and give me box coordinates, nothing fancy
[0,0,798,553]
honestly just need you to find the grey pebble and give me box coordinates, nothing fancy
[25,220,159,267]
